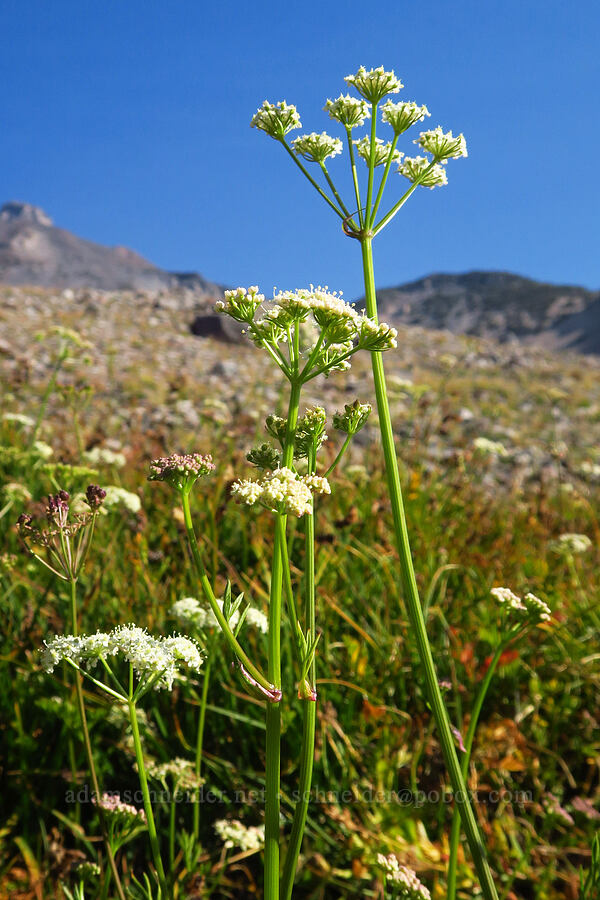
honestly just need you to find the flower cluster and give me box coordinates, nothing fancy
[491,587,551,623]
[294,407,328,458]
[345,66,403,103]
[93,792,147,826]
[171,596,268,634]
[214,818,265,852]
[232,467,330,517]
[215,286,265,323]
[292,131,343,163]
[42,625,203,691]
[353,136,402,167]
[84,447,127,468]
[333,400,372,435]
[250,100,301,139]
[324,94,370,128]
[148,453,215,493]
[147,757,199,789]
[416,126,468,161]
[549,533,592,555]
[377,854,431,899]
[381,100,430,135]
[247,442,280,470]
[473,437,509,457]
[398,156,448,189]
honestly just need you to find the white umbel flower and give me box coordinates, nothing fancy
[377,853,431,899]
[398,156,448,189]
[324,94,370,128]
[381,100,430,134]
[232,467,330,518]
[549,533,592,555]
[416,126,468,161]
[491,587,551,624]
[353,136,403,167]
[345,66,403,103]
[250,101,301,139]
[214,818,265,852]
[292,132,343,163]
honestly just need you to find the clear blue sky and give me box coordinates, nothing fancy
[1,0,598,298]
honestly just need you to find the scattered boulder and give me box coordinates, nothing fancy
[189,314,244,343]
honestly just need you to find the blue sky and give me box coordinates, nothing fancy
[1,0,598,298]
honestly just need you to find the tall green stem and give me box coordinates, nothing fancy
[264,379,302,900]
[193,655,212,841]
[69,579,127,900]
[280,503,317,900]
[447,633,519,899]
[128,687,170,900]
[360,237,499,900]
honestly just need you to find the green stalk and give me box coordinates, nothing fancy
[181,492,274,695]
[280,140,346,220]
[364,102,379,227]
[264,379,301,900]
[370,132,400,223]
[280,493,317,900]
[447,631,520,900]
[69,579,127,900]
[345,126,364,229]
[193,655,212,841]
[128,680,170,900]
[360,237,499,900]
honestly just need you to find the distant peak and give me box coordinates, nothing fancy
[0,201,53,226]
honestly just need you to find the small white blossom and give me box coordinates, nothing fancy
[93,792,147,825]
[216,286,265,323]
[357,316,398,350]
[147,757,199,788]
[42,625,203,691]
[381,100,430,134]
[377,854,431,899]
[2,412,35,428]
[324,94,370,127]
[398,156,448,188]
[523,592,552,622]
[102,486,142,514]
[292,131,343,163]
[171,596,268,634]
[244,606,269,633]
[84,447,127,468]
[345,66,403,103]
[214,818,265,852]
[232,467,330,518]
[549,533,592,555]
[32,441,53,459]
[473,437,509,458]
[353,136,403,167]
[250,100,301,139]
[491,587,551,624]
[416,126,468,161]
[491,587,526,612]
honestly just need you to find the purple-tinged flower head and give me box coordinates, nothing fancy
[85,484,106,511]
[17,513,34,531]
[148,452,215,494]
[46,490,70,528]
[93,791,147,826]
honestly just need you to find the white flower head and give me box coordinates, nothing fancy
[491,587,526,613]
[353,136,403,167]
[473,436,509,457]
[381,100,431,135]
[214,818,265,852]
[345,66,403,103]
[84,447,127,469]
[215,286,265,323]
[377,854,431,899]
[232,467,330,518]
[398,156,448,189]
[250,100,301,139]
[292,131,343,163]
[102,486,142,514]
[324,94,370,128]
[416,126,468,161]
[491,587,551,624]
[549,533,592,556]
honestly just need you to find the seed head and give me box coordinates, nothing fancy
[333,400,372,435]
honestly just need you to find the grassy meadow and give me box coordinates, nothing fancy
[1,285,599,899]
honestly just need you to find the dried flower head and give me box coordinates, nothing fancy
[333,400,372,435]
[292,131,343,163]
[416,126,467,161]
[398,156,448,189]
[250,100,301,139]
[353,136,403,167]
[324,94,370,128]
[232,467,330,517]
[381,100,431,135]
[345,66,403,103]
[148,453,215,494]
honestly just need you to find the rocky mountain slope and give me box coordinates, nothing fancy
[0,201,221,294]
[365,271,600,352]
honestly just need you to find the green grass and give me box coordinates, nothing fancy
[1,293,599,899]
